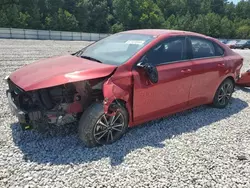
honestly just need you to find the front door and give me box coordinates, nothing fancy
[132,36,193,122]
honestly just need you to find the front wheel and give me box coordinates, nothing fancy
[212,78,235,108]
[78,102,128,147]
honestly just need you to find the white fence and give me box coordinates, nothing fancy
[0,28,110,41]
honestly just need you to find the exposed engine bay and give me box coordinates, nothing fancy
[7,78,105,129]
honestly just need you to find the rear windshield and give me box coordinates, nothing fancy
[76,33,154,65]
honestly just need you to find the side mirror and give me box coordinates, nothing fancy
[136,57,158,84]
[136,61,145,68]
[136,56,148,68]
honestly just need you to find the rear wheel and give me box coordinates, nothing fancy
[78,102,128,147]
[212,78,234,108]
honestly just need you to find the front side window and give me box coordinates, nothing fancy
[145,37,186,65]
[75,33,154,65]
[190,37,215,59]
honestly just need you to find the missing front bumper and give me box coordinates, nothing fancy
[6,90,32,130]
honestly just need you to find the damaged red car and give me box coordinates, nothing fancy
[5,29,248,147]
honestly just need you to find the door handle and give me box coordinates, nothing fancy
[218,63,225,67]
[181,68,192,73]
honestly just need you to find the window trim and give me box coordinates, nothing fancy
[187,36,225,61]
[138,36,189,67]
[186,55,224,61]
[213,41,225,57]
[155,58,191,67]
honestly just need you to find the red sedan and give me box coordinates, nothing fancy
[5,29,247,147]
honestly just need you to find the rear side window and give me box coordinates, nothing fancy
[190,37,215,58]
[214,43,224,56]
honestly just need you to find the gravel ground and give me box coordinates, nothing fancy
[0,39,250,188]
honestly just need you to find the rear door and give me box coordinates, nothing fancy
[187,36,227,106]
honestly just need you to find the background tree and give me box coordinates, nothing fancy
[86,0,110,33]
[0,0,250,38]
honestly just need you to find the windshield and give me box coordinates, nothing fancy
[75,33,154,65]
[237,40,247,44]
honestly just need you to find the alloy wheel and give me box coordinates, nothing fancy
[93,111,125,145]
[217,82,234,105]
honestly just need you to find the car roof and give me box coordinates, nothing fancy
[120,29,206,37]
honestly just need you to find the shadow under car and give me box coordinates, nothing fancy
[11,97,248,166]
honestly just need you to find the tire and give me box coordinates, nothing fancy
[212,78,235,109]
[78,102,128,147]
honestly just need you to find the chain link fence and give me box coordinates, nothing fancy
[0,28,111,41]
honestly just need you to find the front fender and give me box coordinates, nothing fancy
[102,78,133,124]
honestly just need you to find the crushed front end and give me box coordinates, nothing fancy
[5,77,104,131]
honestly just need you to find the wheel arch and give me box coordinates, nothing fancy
[102,78,133,125]
[107,99,130,124]
[111,99,126,106]
[211,75,235,102]
[225,76,235,85]
[211,76,235,108]
[218,74,236,89]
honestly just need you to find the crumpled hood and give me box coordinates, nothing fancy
[9,55,117,91]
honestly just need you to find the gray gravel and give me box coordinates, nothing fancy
[1,39,250,188]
